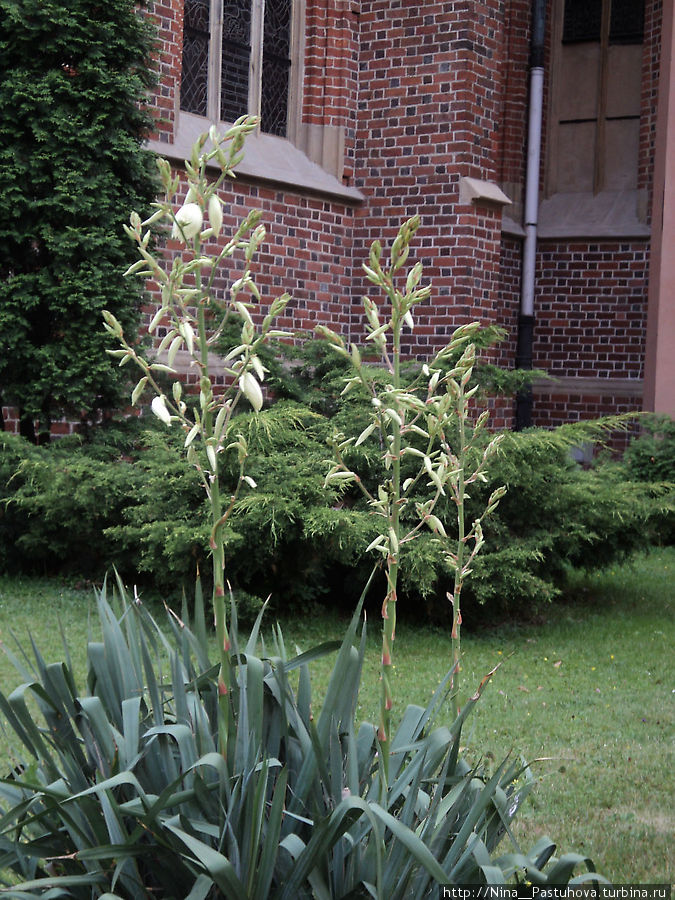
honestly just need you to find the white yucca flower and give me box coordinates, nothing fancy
[151,395,172,425]
[239,371,263,412]
[171,202,203,241]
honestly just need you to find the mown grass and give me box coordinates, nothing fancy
[1,548,673,885]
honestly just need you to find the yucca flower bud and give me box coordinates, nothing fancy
[208,194,223,237]
[172,202,203,241]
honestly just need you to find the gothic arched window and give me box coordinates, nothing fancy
[180,0,294,138]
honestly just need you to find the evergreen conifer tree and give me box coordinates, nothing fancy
[0,0,157,441]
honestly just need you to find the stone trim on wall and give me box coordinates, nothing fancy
[532,375,643,398]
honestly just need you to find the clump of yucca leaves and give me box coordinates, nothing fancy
[0,578,608,896]
[0,128,609,895]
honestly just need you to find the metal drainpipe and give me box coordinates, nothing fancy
[515,0,547,430]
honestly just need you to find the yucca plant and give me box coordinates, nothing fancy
[0,576,607,897]
[319,219,508,762]
[1,129,609,894]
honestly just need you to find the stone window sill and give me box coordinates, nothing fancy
[147,112,363,204]
[537,190,650,240]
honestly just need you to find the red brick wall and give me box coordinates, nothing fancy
[140,0,658,398]
[533,241,649,381]
[498,0,530,190]
[304,0,360,183]
[1,407,90,438]
[497,236,522,366]
[146,0,183,144]
[303,1,358,129]
[530,388,642,456]
[144,178,357,343]
[350,1,512,363]
[1,407,20,435]
[527,239,649,432]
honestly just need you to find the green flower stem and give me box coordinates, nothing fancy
[379,292,402,784]
[450,403,467,718]
[195,255,232,756]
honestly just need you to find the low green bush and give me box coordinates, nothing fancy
[615,415,675,546]
[622,414,675,482]
[102,427,210,587]
[459,424,670,619]
[0,429,142,576]
[2,394,672,620]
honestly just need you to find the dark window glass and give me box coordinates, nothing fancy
[261,0,291,136]
[563,0,602,43]
[220,0,252,123]
[609,0,645,44]
[181,0,210,114]
[181,0,293,132]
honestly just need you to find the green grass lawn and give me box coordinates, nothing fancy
[1,548,673,885]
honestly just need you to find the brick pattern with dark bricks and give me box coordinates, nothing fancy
[4,1,661,437]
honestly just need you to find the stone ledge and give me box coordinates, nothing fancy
[533,375,643,398]
[459,177,512,209]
